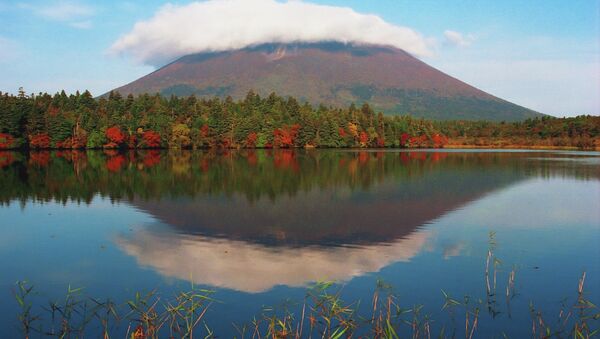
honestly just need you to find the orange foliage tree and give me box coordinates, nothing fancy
[408,135,428,148]
[273,124,300,148]
[55,139,72,149]
[71,136,87,149]
[359,131,369,147]
[431,134,448,148]
[245,132,258,148]
[141,131,162,148]
[29,134,50,149]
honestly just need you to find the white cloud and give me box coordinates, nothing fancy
[110,0,432,66]
[443,30,475,47]
[18,1,94,28]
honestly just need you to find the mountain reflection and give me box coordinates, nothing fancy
[1,149,598,291]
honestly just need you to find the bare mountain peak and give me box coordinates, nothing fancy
[113,42,541,121]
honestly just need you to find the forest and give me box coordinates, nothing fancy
[0,88,598,150]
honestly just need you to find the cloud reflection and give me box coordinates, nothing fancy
[116,228,430,293]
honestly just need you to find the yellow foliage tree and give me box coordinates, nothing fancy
[170,124,191,149]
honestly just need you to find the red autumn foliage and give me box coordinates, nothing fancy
[245,132,258,148]
[30,151,51,167]
[338,127,347,138]
[376,137,385,147]
[408,136,419,147]
[359,131,369,145]
[273,124,300,148]
[400,133,410,146]
[106,154,126,172]
[220,137,232,149]
[105,126,126,146]
[0,133,15,149]
[142,150,161,168]
[142,131,161,148]
[54,136,87,149]
[408,135,428,148]
[0,151,15,167]
[72,136,87,149]
[55,139,72,149]
[29,134,50,149]
[431,133,448,148]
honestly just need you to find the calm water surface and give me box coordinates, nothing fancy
[0,149,598,337]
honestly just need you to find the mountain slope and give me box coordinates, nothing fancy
[112,42,542,121]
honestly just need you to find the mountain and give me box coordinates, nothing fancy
[111,42,542,121]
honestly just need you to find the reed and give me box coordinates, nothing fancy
[12,240,599,338]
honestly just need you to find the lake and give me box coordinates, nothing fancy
[0,149,598,337]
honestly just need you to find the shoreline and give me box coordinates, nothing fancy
[444,144,600,151]
[2,143,600,152]
[1,146,599,152]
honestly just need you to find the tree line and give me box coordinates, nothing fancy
[0,88,598,150]
[435,115,599,149]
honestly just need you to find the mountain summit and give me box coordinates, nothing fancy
[112,42,541,121]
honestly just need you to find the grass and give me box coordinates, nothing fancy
[11,275,598,338]
[11,235,600,338]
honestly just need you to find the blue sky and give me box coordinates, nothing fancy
[0,0,598,117]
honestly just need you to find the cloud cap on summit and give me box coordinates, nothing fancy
[109,0,431,66]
